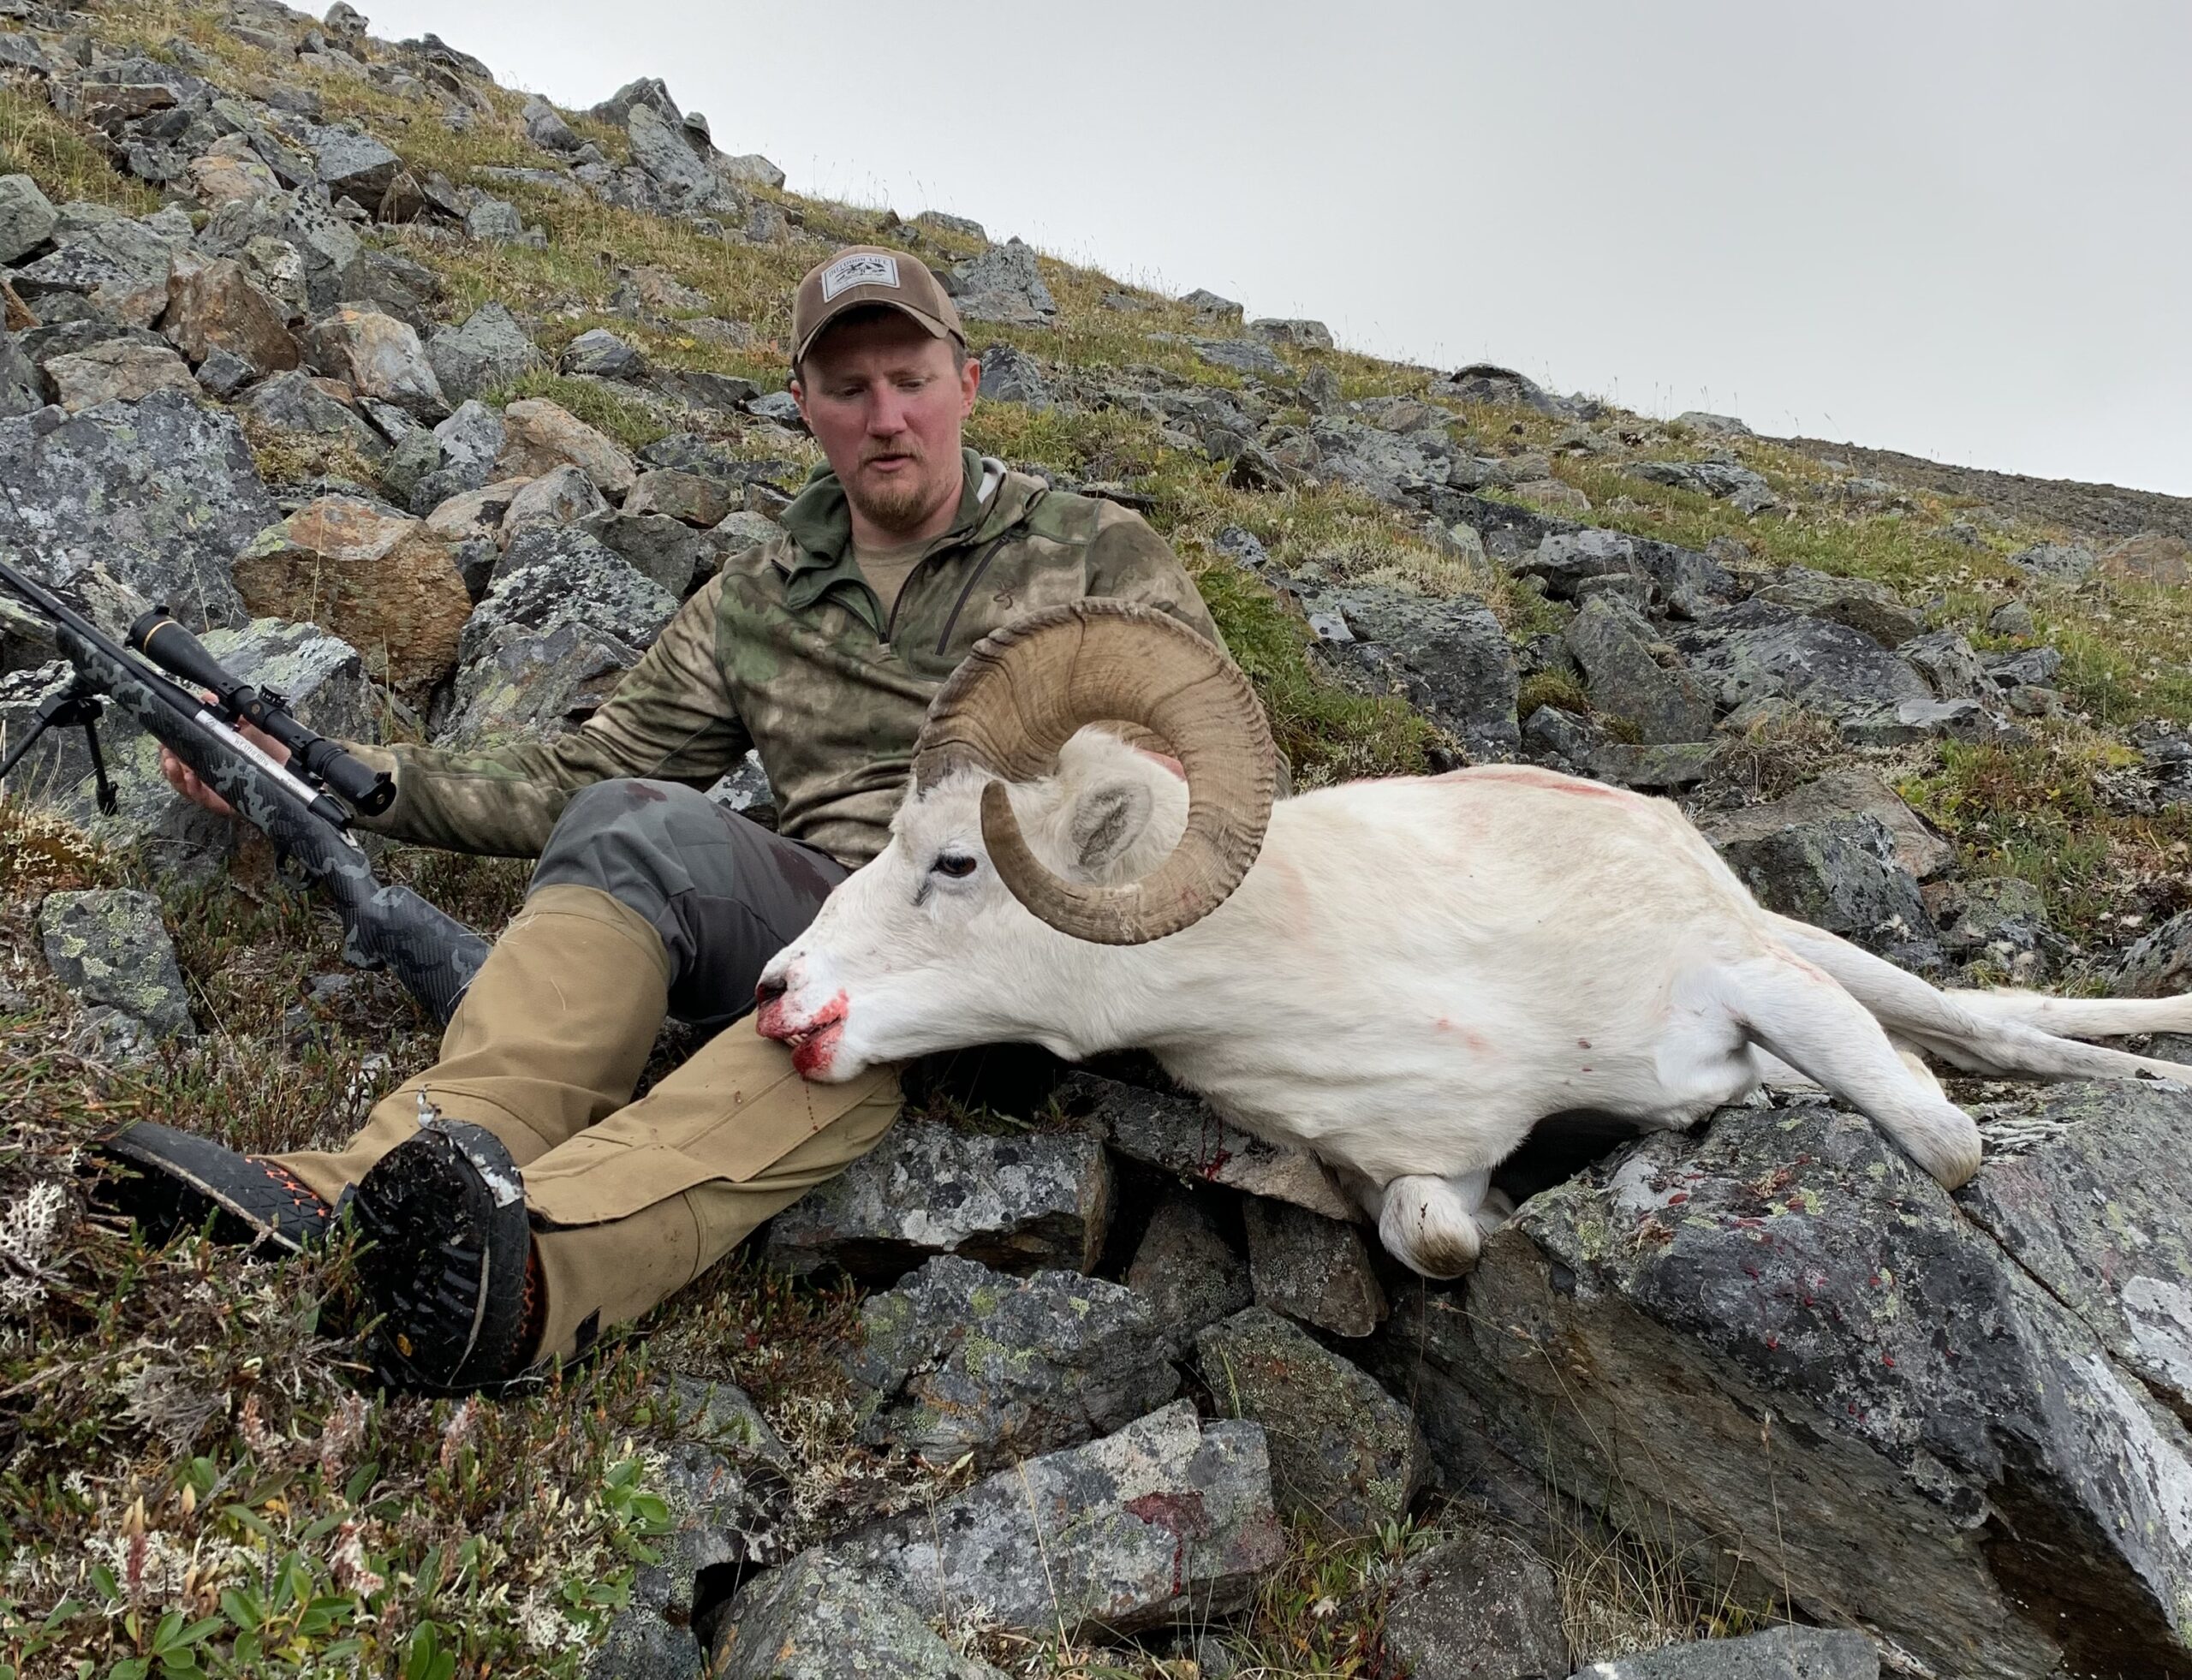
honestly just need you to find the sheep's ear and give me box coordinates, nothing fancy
[1069,781,1155,878]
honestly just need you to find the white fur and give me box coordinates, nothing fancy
[759,733,2192,1278]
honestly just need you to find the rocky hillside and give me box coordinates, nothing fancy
[5,3,2192,1677]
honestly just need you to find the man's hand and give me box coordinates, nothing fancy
[158,698,289,817]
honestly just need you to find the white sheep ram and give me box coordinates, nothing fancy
[757,603,2192,1278]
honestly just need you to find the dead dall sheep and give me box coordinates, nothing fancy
[757,603,2192,1278]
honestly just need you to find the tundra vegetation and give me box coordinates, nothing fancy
[4,2,2192,1677]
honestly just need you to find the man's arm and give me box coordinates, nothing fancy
[1081,500,1228,646]
[351,575,754,857]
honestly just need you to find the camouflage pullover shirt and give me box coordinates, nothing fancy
[352,449,1225,867]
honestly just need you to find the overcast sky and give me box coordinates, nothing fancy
[366,1,2192,495]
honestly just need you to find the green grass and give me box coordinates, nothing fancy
[485,371,673,456]
[0,82,161,214]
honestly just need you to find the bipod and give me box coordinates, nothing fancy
[0,674,117,813]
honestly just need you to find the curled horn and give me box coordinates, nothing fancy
[911,601,1277,944]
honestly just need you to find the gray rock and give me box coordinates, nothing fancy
[1243,1200,1386,1337]
[593,510,704,599]
[717,152,785,190]
[462,197,523,241]
[913,209,985,241]
[765,1120,1111,1282]
[0,34,53,78]
[1381,1527,1570,1680]
[425,301,543,403]
[1059,1072,1355,1220]
[1182,287,1243,322]
[307,125,402,206]
[232,369,386,459]
[1564,596,1714,744]
[431,397,503,486]
[950,235,1056,325]
[1190,336,1287,376]
[1432,363,1576,418]
[1514,526,1732,619]
[1897,629,1989,700]
[1311,585,1521,757]
[194,348,256,401]
[1567,1628,1877,1680]
[1752,568,1925,648]
[1710,812,1938,968]
[626,103,724,209]
[1861,695,2018,746]
[1982,644,2063,690]
[649,368,760,416]
[1695,768,1951,882]
[1197,1307,1422,1534]
[1,331,46,417]
[502,463,611,536]
[1675,599,1930,719]
[1248,317,1333,351]
[2008,542,2095,583]
[521,95,581,154]
[301,305,446,420]
[846,1254,1178,1472]
[1675,411,1754,438]
[560,326,646,380]
[712,1552,1005,1680]
[704,751,775,824]
[39,889,193,1039]
[1625,457,1778,512]
[2113,908,2192,999]
[0,173,58,265]
[1930,876,2056,984]
[817,1401,1285,1638]
[1988,599,2037,638]
[0,388,275,629]
[745,389,801,425]
[1522,706,1717,793]
[1372,1094,2192,1680]
[976,342,1050,406]
[10,211,172,325]
[1126,1191,1253,1355]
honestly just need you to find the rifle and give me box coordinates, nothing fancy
[0,552,489,1027]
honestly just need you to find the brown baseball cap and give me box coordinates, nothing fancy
[791,245,964,366]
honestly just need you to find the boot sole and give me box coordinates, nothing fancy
[354,1121,532,1392]
[93,1121,331,1252]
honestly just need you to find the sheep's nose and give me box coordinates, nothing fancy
[755,974,786,1006]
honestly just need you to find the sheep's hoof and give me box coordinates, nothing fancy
[1379,1175,1485,1280]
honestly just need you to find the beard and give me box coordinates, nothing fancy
[845,442,957,536]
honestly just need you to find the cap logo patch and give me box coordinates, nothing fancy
[820,252,899,300]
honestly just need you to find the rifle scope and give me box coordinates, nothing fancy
[127,611,397,817]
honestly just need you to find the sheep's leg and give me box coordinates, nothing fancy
[1378,1168,1503,1279]
[1724,952,1983,1189]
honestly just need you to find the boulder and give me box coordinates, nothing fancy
[2099,532,2192,587]
[1433,363,1577,418]
[559,326,646,380]
[1191,336,1287,376]
[495,396,636,497]
[232,370,386,459]
[1752,568,1925,648]
[232,496,471,693]
[593,511,705,598]
[162,256,298,372]
[39,889,194,1040]
[1059,1072,1355,1220]
[425,301,543,403]
[2113,909,2192,999]
[1197,1307,1423,1534]
[0,173,59,265]
[1625,457,1778,513]
[711,1553,1006,1680]
[845,1254,1179,1472]
[626,103,725,208]
[306,125,402,206]
[2009,542,2095,584]
[185,137,283,207]
[302,305,445,418]
[521,95,581,153]
[1248,317,1334,350]
[976,342,1051,407]
[10,213,172,327]
[816,1401,1284,1637]
[764,1118,1111,1282]
[1509,523,1734,619]
[1564,596,1714,743]
[1126,1190,1253,1355]
[718,153,785,189]
[1366,1091,2192,1680]
[1522,706,1717,793]
[1567,1628,1877,1680]
[0,332,40,417]
[43,339,196,411]
[1379,1527,1570,1680]
[1311,585,1521,757]
[1182,288,1243,322]
[625,468,734,528]
[950,235,1056,325]
[1676,411,1755,438]
[1897,628,1989,700]
[1708,811,1937,968]
[0,387,274,629]
[1243,1199,1386,1337]
[195,193,365,313]
[1675,599,1930,720]
[1694,768,1951,882]
[500,462,609,538]
[424,478,530,545]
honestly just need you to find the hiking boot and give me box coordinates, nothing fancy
[353,1119,546,1395]
[93,1121,333,1253]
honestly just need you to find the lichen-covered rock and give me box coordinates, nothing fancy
[1752,567,1924,648]
[593,510,705,598]
[231,370,386,458]
[764,1119,1111,1282]
[1694,768,1951,883]
[560,325,646,380]
[1196,1307,1421,1534]
[1707,811,1939,968]
[44,340,196,412]
[1568,1627,1877,1680]
[500,462,609,538]
[1378,1526,1569,1680]
[818,1401,1284,1637]
[1565,594,1714,743]
[2112,908,2192,998]
[1126,1190,1253,1354]
[0,387,275,629]
[1366,1097,2192,1680]
[712,1553,1007,1680]
[162,255,299,372]
[233,496,471,694]
[846,1254,1178,1472]
[0,172,57,265]
[1243,1200,1387,1337]
[1058,1072,1355,1221]
[39,889,193,1040]
[301,304,446,419]
[626,468,733,528]
[950,235,1055,325]
[1310,584,1522,757]
[1675,599,1930,720]
[425,301,542,402]
[495,396,636,497]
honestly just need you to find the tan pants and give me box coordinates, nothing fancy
[280,881,900,1359]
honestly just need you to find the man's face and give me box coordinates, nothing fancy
[792,311,980,536]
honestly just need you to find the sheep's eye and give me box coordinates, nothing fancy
[932,853,978,879]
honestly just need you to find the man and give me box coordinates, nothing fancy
[105,245,1229,1393]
